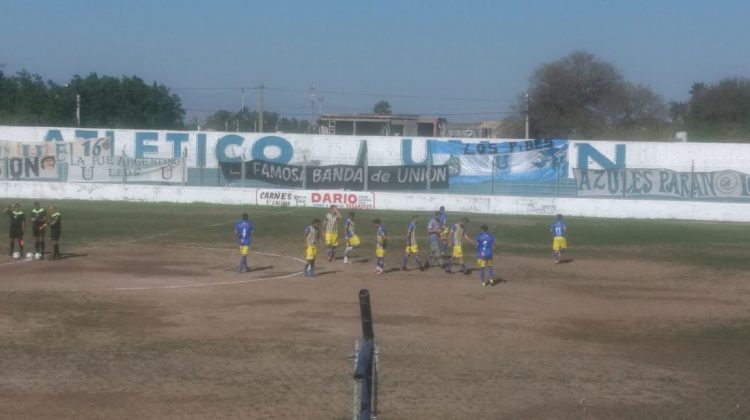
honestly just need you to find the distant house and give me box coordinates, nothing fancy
[318,114,447,137]
[446,121,504,138]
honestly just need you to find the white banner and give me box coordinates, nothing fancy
[0,140,59,180]
[68,155,186,183]
[256,189,375,209]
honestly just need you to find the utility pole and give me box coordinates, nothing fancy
[524,92,530,139]
[76,94,81,127]
[241,88,246,112]
[257,83,265,132]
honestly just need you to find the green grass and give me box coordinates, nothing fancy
[3,198,750,270]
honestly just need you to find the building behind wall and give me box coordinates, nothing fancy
[318,114,447,137]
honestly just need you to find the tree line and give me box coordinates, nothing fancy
[502,51,750,142]
[1,55,749,141]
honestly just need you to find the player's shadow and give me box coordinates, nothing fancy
[315,270,339,277]
[383,268,401,274]
[355,258,370,264]
[558,258,575,264]
[56,252,87,260]
[248,265,273,273]
[489,277,509,286]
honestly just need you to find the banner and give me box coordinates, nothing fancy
[0,140,59,180]
[221,160,449,190]
[574,168,750,199]
[429,138,567,184]
[68,155,186,183]
[256,189,375,209]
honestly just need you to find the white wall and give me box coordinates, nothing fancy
[3,181,749,222]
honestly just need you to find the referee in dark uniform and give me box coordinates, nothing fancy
[4,203,25,257]
[31,201,47,259]
[46,206,62,259]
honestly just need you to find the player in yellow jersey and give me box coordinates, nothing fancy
[324,205,342,262]
[372,218,387,274]
[446,217,471,274]
[304,218,321,277]
[343,211,361,264]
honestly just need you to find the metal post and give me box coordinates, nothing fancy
[622,167,627,198]
[351,340,360,420]
[182,147,188,186]
[363,158,369,192]
[524,93,529,139]
[257,83,265,133]
[491,155,496,195]
[76,94,81,127]
[302,162,307,190]
[555,155,561,198]
[240,157,245,188]
[690,160,695,200]
[121,150,127,184]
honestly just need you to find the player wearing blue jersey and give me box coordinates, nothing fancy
[234,213,254,273]
[474,225,497,287]
[372,218,387,274]
[304,218,322,277]
[343,211,361,264]
[550,214,568,264]
[402,215,426,271]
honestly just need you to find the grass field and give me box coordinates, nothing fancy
[1,198,750,419]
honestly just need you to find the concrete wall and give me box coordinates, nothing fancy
[3,181,749,222]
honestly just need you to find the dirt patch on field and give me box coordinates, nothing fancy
[0,244,749,419]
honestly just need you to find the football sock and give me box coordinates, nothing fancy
[41,240,45,255]
[35,240,40,253]
[402,255,408,267]
[9,241,14,254]
[54,244,59,257]
[446,261,453,271]
[480,267,485,282]
[488,267,494,279]
[416,256,423,268]
[461,263,467,272]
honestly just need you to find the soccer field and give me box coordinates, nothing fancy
[1,199,749,419]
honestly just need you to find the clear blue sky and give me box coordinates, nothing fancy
[2,0,749,122]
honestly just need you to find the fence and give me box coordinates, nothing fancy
[3,134,750,204]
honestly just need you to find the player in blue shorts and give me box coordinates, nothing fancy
[474,225,497,287]
[372,218,387,274]
[402,215,426,271]
[304,218,322,277]
[343,211,361,264]
[234,213,254,273]
[550,214,568,264]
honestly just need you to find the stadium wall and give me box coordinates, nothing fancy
[2,181,749,222]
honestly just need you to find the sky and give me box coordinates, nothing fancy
[2,0,750,123]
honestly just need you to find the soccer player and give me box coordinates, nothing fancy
[343,211,361,264]
[46,206,62,259]
[474,224,497,287]
[372,218,387,274]
[446,217,471,274]
[5,203,25,258]
[427,212,444,268]
[437,205,449,257]
[324,205,342,262]
[402,215,426,271]
[31,201,47,259]
[304,218,321,277]
[550,214,568,264]
[234,212,254,273]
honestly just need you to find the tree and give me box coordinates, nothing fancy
[373,100,392,115]
[203,108,310,133]
[684,77,750,141]
[0,70,185,129]
[504,51,669,140]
